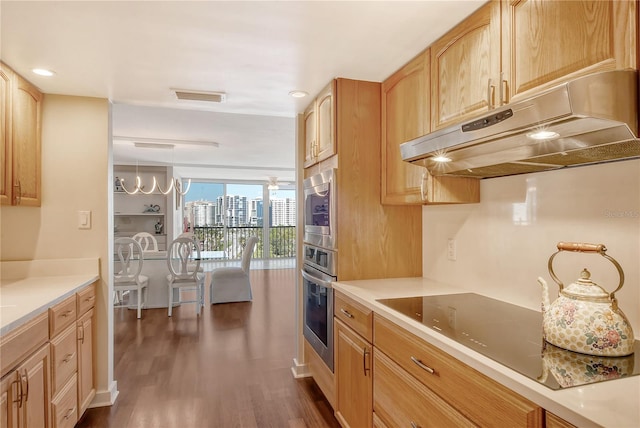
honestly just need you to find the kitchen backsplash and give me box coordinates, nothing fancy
[423,158,640,338]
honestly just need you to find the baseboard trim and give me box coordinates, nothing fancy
[291,357,311,378]
[88,381,119,408]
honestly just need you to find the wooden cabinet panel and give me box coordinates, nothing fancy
[303,339,335,408]
[303,80,335,168]
[76,309,94,416]
[381,49,431,205]
[76,283,96,317]
[431,1,501,130]
[502,0,637,103]
[546,412,577,428]
[303,101,316,168]
[334,319,372,428]
[0,313,48,379]
[373,349,476,428]
[51,374,77,428]
[334,291,372,342]
[374,315,543,427]
[49,295,77,339]
[11,72,42,206]
[0,372,18,428]
[315,81,336,164]
[15,344,50,428]
[0,64,11,206]
[50,325,77,398]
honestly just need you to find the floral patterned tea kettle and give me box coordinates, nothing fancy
[537,242,634,357]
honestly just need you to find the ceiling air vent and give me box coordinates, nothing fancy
[172,89,227,103]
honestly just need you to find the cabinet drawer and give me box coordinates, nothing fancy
[50,324,77,397]
[374,348,476,428]
[52,373,78,428]
[49,295,77,338]
[76,282,96,315]
[334,291,373,342]
[374,314,543,427]
[0,312,48,377]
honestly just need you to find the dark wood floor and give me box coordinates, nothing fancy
[77,269,339,428]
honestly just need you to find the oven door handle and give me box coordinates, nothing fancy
[301,269,334,289]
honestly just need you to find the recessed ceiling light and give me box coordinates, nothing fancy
[432,155,452,163]
[288,90,308,98]
[32,68,55,77]
[527,130,560,140]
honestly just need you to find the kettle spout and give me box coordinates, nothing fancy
[538,277,550,315]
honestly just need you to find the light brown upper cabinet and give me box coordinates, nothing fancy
[501,0,637,104]
[381,49,431,205]
[303,80,336,168]
[0,62,42,207]
[430,1,501,131]
[381,49,480,205]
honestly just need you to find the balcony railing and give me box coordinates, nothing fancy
[192,226,296,260]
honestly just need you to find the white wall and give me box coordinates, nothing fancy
[423,159,640,337]
[0,94,113,404]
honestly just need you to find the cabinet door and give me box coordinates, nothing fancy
[335,319,372,428]
[381,49,431,205]
[16,344,50,428]
[431,1,501,130]
[0,64,12,206]
[315,80,336,163]
[0,372,18,428]
[77,310,94,416]
[303,100,317,168]
[502,0,636,103]
[11,72,42,207]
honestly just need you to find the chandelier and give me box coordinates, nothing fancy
[267,176,279,190]
[119,175,191,196]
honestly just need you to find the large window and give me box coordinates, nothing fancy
[183,181,295,259]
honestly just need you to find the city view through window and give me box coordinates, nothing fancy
[183,182,296,260]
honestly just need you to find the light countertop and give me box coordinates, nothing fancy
[333,277,640,428]
[1,258,99,336]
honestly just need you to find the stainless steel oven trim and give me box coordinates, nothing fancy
[302,263,335,372]
[303,168,337,249]
[303,244,336,277]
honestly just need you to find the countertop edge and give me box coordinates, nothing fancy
[333,279,639,428]
[0,274,99,336]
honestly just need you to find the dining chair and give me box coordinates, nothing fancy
[166,236,205,316]
[114,237,149,319]
[210,236,258,304]
[132,231,159,252]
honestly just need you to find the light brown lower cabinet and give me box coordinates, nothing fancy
[334,319,372,428]
[373,314,544,427]
[51,373,77,428]
[374,348,476,427]
[77,308,95,416]
[0,343,51,428]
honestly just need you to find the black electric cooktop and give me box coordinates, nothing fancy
[377,293,640,390]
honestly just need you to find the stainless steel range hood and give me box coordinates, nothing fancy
[400,70,640,178]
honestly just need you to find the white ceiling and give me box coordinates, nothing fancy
[1,0,485,183]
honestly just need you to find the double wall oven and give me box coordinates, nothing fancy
[302,169,337,372]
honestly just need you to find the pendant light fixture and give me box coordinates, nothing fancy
[267,176,279,190]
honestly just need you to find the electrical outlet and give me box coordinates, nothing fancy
[447,238,457,261]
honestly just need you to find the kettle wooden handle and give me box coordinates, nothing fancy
[549,242,625,301]
[556,242,606,253]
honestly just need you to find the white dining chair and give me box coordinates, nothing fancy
[132,231,159,252]
[114,237,149,319]
[166,236,205,316]
[210,236,258,304]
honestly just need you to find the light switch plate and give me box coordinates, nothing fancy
[78,210,92,229]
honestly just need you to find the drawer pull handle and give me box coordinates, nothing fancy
[411,422,420,428]
[61,310,73,318]
[64,406,76,420]
[85,296,95,302]
[340,308,353,318]
[410,356,435,374]
[63,352,76,363]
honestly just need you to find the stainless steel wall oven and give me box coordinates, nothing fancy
[303,169,336,249]
[302,244,336,372]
